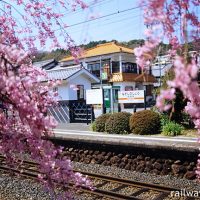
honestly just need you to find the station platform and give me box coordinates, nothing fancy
[53,126,200,153]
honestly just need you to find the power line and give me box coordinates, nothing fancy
[67,14,142,34]
[67,10,141,30]
[55,5,143,31]
[61,0,113,16]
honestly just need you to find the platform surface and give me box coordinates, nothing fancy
[53,123,200,153]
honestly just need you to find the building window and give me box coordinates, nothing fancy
[53,87,58,92]
[112,61,120,73]
[122,63,137,73]
[125,86,133,91]
[77,85,84,100]
[87,63,100,77]
[87,59,110,77]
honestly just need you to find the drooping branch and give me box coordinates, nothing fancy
[0,1,92,198]
[136,0,200,179]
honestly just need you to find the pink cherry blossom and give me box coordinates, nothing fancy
[136,0,200,179]
[0,0,91,199]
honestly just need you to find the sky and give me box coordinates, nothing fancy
[4,0,145,51]
[60,0,145,45]
[8,0,199,51]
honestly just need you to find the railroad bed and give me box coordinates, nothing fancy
[49,133,199,181]
[0,155,199,200]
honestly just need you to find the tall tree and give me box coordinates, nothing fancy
[135,0,200,177]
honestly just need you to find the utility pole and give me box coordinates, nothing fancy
[100,56,105,114]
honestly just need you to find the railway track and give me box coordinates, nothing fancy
[0,155,198,200]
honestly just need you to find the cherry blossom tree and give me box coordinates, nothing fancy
[0,0,92,199]
[135,0,200,177]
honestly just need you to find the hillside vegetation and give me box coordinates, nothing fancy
[33,39,199,62]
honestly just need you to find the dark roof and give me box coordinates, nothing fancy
[33,59,58,70]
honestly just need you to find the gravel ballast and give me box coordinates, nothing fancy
[0,162,199,199]
[72,162,200,191]
[0,173,51,200]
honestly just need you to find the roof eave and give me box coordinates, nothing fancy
[61,51,134,62]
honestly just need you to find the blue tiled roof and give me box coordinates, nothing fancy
[45,66,81,81]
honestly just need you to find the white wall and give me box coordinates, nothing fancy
[57,74,92,101]
[151,63,172,77]
[57,83,69,100]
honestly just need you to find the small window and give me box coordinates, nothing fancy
[53,87,58,92]
[77,85,84,100]
[125,86,133,91]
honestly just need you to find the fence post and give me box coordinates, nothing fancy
[118,104,121,112]
[69,105,74,123]
[91,105,94,123]
[144,90,146,110]
[133,104,137,113]
[102,88,106,114]
[103,106,107,114]
[86,105,89,125]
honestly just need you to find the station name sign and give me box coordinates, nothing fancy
[118,90,145,103]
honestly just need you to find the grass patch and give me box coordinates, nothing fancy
[181,129,198,137]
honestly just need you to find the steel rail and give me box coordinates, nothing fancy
[0,156,180,193]
[74,170,177,193]
[0,155,199,200]
[0,162,139,200]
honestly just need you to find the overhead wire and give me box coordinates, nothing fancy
[54,5,143,31]
[61,0,113,16]
[67,14,142,34]
[33,1,145,50]
[67,9,141,30]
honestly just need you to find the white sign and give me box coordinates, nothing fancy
[86,89,103,104]
[118,90,145,103]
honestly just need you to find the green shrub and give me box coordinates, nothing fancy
[162,121,184,136]
[90,121,96,131]
[160,114,170,127]
[105,112,131,134]
[150,105,160,113]
[95,113,112,132]
[130,110,161,135]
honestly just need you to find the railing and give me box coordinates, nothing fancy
[48,102,70,123]
[48,101,94,124]
[109,72,156,83]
